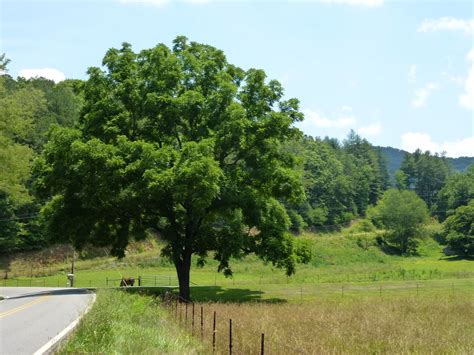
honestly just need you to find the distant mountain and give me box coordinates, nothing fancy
[377,146,474,179]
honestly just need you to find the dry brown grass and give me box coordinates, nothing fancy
[175,295,474,354]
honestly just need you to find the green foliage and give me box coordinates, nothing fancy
[0,72,83,254]
[36,37,308,299]
[433,164,474,221]
[378,146,474,181]
[287,131,388,230]
[0,53,10,72]
[443,201,474,257]
[398,149,451,208]
[368,189,429,254]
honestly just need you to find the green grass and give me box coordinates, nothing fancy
[1,225,473,302]
[57,289,201,354]
[28,225,471,353]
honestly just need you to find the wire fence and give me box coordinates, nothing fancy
[1,268,473,289]
[158,279,474,355]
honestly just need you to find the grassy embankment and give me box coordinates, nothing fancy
[57,289,202,354]
[1,222,472,301]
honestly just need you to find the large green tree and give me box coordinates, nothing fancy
[368,189,429,254]
[36,37,309,300]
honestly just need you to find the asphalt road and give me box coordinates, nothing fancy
[0,287,95,355]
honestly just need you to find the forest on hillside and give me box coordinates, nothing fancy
[1,42,473,267]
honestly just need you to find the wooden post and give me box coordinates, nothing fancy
[261,333,265,355]
[229,319,233,355]
[71,251,75,275]
[106,277,108,287]
[192,303,195,335]
[200,306,204,340]
[138,276,141,287]
[212,311,216,353]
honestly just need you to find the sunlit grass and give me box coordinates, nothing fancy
[57,289,201,354]
[186,293,474,354]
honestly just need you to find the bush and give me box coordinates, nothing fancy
[443,201,474,257]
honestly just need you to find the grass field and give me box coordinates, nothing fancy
[186,294,474,354]
[3,224,472,353]
[1,226,473,296]
[60,289,474,354]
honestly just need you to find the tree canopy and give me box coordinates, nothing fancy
[35,37,310,300]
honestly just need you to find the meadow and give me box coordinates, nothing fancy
[2,223,474,353]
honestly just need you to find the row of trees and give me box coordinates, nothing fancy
[287,132,388,232]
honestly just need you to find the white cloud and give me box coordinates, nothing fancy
[319,0,383,7]
[459,49,474,110]
[411,82,439,108]
[408,65,417,83]
[401,132,474,158]
[418,17,474,35]
[357,121,382,137]
[18,68,65,83]
[302,109,356,129]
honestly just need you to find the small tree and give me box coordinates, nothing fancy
[368,189,429,253]
[443,201,474,257]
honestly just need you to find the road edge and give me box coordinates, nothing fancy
[33,291,96,355]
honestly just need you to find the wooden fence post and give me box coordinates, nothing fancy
[200,306,204,340]
[261,333,265,355]
[212,311,216,353]
[229,319,233,355]
[192,303,195,335]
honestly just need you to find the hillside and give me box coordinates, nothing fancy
[378,146,474,178]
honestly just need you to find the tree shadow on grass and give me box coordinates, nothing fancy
[128,286,287,303]
[190,286,287,304]
[441,255,474,261]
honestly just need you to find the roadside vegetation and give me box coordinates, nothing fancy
[57,289,201,354]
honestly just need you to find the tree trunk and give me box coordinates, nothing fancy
[175,249,192,302]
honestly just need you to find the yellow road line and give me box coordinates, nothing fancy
[0,295,50,318]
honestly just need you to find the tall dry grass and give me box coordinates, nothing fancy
[174,294,474,354]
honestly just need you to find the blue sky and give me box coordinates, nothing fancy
[1,0,473,156]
